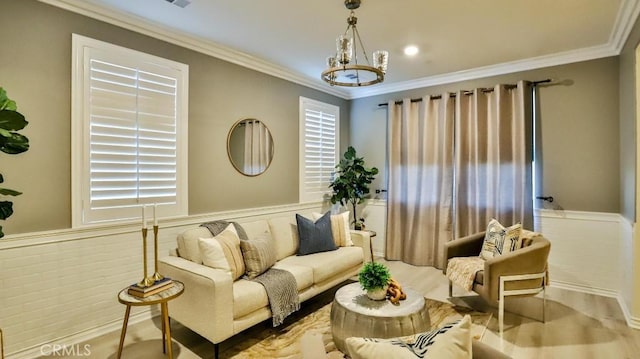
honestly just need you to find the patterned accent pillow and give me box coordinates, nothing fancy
[480,219,523,260]
[198,224,245,280]
[240,233,277,279]
[345,315,472,359]
[312,211,353,247]
[296,212,337,255]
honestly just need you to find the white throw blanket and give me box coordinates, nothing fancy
[446,257,485,291]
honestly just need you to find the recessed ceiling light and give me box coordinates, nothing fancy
[404,45,419,56]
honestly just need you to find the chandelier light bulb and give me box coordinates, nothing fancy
[337,35,353,64]
[373,50,389,74]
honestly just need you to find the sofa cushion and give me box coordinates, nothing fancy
[238,220,271,240]
[296,212,337,255]
[177,227,212,264]
[480,219,522,260]
[268,216,299,260]
[272,262,314,291]
[278,246,363,283]
[240,233,277,279]
[233,279,269,319]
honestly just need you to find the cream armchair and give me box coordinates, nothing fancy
[444,231,551,333]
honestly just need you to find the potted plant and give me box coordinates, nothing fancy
[329,146,378,230]
[358,261,391,300]
[0,87,30,238]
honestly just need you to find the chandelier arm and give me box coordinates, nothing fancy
[353,26,371,66]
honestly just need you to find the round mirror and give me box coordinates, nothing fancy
[227,119,274,176]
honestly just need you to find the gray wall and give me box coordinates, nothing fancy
[0,0,350,235]
[351,57,621,213]
[619,15,640,222]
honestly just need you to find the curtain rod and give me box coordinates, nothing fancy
[377,79,552,107]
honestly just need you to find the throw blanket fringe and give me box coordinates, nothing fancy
[253,268,300,327]
[201,219,300,326]
[446,257,485,291]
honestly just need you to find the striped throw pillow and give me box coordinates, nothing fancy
[198,223,245,280]
[240,233,277,279]
[312,211,353,247]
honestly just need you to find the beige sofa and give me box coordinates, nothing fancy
[158,213,372,358]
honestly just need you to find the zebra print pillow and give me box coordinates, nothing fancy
[345,315,472,359]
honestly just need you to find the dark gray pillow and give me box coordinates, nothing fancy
[296,212,337,255]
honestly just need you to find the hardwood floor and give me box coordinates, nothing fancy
[43,259,640,359]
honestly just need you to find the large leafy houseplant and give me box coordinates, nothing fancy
[329,146,378,229]
[0,88,30,238]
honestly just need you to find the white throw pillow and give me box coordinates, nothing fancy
[312,211,353,247]
[345,315,472,359]
[198,224,245,280]
[480,219,522,260]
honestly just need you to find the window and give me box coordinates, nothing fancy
[299,97,340,203]
[71,35,188,226]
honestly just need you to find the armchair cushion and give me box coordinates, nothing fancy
[480,219,522,260]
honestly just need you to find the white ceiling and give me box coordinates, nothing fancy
[46,0,640,98]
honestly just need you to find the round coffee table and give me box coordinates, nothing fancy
[330,282,431,353]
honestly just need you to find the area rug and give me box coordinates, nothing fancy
[222,296,491,359]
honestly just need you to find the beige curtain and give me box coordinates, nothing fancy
[454,81,533,237]
[243,120,271,175]
[386,95,455,268]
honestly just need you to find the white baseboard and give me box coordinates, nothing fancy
[549,279,619,298]
[6,309,155,359]
[617,294,640,329]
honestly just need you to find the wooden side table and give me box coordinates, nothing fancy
[117,280,184,359]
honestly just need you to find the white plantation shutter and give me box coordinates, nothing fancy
[299,97,339,202]
[72,35,188,226]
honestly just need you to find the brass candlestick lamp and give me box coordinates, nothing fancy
[137,204,164,288]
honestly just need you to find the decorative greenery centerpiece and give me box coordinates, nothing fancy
[329,146,378,230]
[0,88,30,238]
[358,261,391,300]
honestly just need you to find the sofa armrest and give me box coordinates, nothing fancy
[443,232,485,273]
[483,240,551,302]
[159,255,234,344]
[350,230,372,263]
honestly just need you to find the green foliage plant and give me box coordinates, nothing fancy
[329,146,378,229]
[358,261,391,291]
[0,88,30,238]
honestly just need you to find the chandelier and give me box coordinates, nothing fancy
[321,0,389,87]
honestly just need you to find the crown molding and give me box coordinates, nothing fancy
[37,0,351,99]
[39,0,640,101]
[610,0,640,52]
[347,43,618,99]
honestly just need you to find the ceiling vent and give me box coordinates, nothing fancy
[165,0,191,8]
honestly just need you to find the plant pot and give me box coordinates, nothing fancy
[366,285,388,300]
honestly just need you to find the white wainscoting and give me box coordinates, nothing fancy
[617,217,640,328]
[361,199,387,257]
[0,202,323,359]
[535,209,623,297]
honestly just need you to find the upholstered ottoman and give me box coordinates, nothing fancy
[330,282,431,353]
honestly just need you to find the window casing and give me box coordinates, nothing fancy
[71,34,188,226]
[299,97,340,203]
